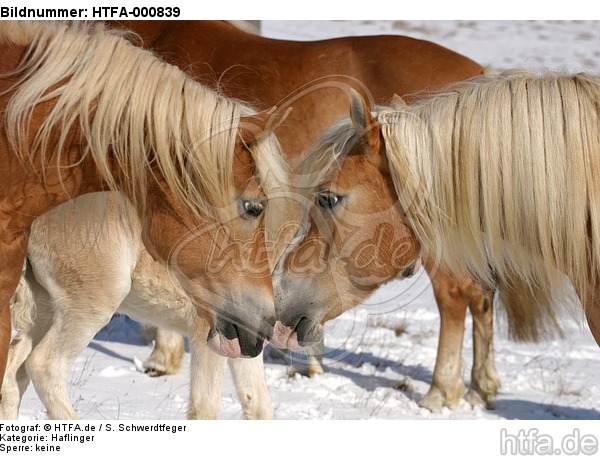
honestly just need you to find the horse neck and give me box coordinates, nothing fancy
[0,122,123,234]
[112,20,248,40]
[0,46,119,233]
[0,24,215,231]
[112,20,257,67]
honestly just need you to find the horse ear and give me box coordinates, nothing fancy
[238,106,292,145]
[391,93,406,108]
[348,88,380,147]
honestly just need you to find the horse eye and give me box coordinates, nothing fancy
[241,200,265,219]
[317,191,341,211]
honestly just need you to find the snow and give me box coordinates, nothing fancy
[14,21,600,422]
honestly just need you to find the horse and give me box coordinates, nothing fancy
[369,70,600,345]
[2,192,272,419]
[0,21,289,395]
[110,20,505,409]
[273,72,593,388]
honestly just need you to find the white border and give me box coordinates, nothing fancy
[1,1,598,20]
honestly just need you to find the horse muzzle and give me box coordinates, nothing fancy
[401,257,422,279]
[206,311,274,358]
[271,319,323,351]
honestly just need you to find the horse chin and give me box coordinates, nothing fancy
[271,322,302,350]
[207,329,270,358]
[272,321,318,351]
[207,332,243,358]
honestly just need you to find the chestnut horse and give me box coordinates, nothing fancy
[276,77,588,404]
[113,20,501,408]
[3,192,272,419]
[0,22,289,395]
[365,71,600,346]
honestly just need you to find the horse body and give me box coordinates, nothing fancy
[297,73,598,376]
[0,21,288,394]
[0,29,104,386]
[3,192,272,419]
[114,20,483,157]
[375,71,600,344]
[2,20,498,414]
[111,20,499,409]
[270,85,499,409]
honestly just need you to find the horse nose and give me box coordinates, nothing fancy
[401,258,422,278]
[402,265,414,278]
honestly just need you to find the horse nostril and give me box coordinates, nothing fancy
[402,264,415,278]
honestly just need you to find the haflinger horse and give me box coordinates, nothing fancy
[3,192,272,420]
[113,20,506,409]
[0,21,290,395]
[376,70,598,345]
[273,71,592,392]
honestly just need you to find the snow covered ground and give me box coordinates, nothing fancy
[14,20,600,421]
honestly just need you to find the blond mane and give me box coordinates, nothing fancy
[0,21,287,224]
[380,70,600,304]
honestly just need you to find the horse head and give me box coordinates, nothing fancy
[139,105,292,359]
[271,89,422,350]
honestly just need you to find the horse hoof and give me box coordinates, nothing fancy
[418,392,444,412]
[144,366,168,377]
[307,366,324,378]
[465,388,494,409]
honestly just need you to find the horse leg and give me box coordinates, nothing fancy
[419,265,467,411]
[25,267,127,420]
[27,299,116,419]
[464,286,500,407]
[0,273,53,419]
[187,327,225,419]
[0,234,29,397]
[306,339,324,377]
[228,356,273,419]
[278,339,324,378]
[1,333,33,419]
[3,283,56,418]
[143,327,185,377]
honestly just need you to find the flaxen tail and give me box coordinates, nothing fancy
[495,273,568,342]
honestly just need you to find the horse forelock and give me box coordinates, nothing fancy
[380,70,600,304]
[1,21,282,221]
[301,112,384,194]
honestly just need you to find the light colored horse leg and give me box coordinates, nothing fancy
[0,234,29,398]
[228,356,273,419]
[24,264,130,420]
[128,248,270,420]
[0,274,53,419]
[419,264,467,411]
[143,327,185,377]
[306,340,324,377]
[186,324,273,420]
[187,329,225,419]
[278,340,324,378]
[1,334,33,419]
[26,298,117,419]
[465,288,500,407]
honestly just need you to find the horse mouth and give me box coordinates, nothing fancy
[271,322,303,350]
[207,329,270,358]
[271,320,324,351]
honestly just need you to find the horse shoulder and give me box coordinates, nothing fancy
[125,248,196,333]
